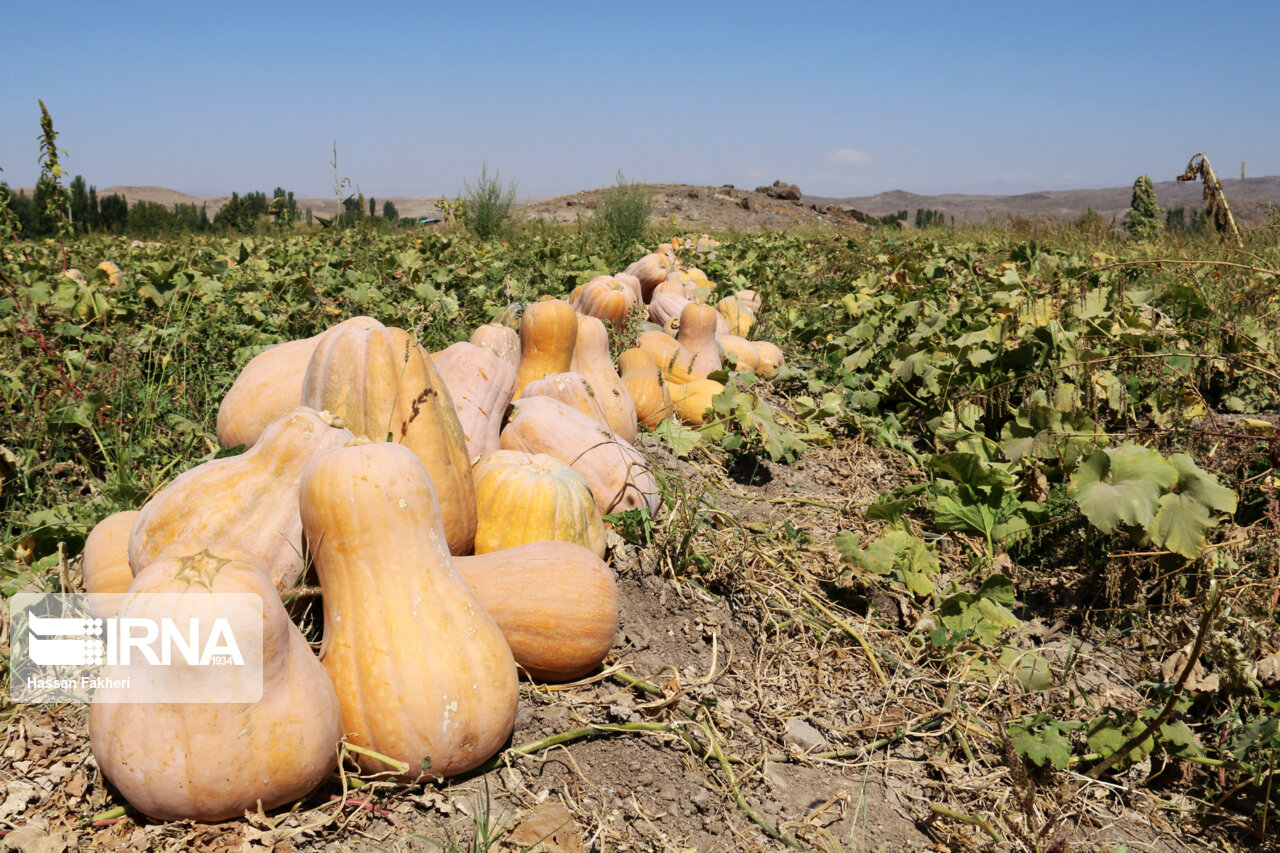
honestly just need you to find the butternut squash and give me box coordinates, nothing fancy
[89,546,343,821]
[513,298,578,398]
[129,407,353,590]
[618,347,673,429]
[501,396,660,514]
[473,450,606,557]
[570,315,638,443]
[299,442,518,779]
[456,542,617,681]
[301,323,477,555]
[216,316,381,450]
[432,341,518,464]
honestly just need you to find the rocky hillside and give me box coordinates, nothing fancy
[811,175,1280,226]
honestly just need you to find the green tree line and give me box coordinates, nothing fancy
[0,178,400,238]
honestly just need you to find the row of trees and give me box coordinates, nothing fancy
[3,177,133,236]
[1,176,405,238]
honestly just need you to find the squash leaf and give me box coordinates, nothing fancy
[1068,443,1176,533]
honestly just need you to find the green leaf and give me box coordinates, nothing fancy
[1146,455,1236,558]
[1011,722,1072,769]
[45,390,108,430]
[652,418,700,458]
[1168,453,1237,515]
[1087,716,1154,771]
[934,493,996,537]
[999,646,1055,691]
[1158,719,1203,757]
[975,574,1016,606]
[1149,492,1215,558]
[1068,443,1177,533]
[836,529,938,597]
[928,452,1014,490]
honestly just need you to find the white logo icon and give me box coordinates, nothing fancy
[27,613,106,666]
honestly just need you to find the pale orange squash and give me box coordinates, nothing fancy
[650,279,693,303]
[299,442,518,779]
[216,316,381,450]
[717,334,760,372]
[716,296,755,337]
[501,396,660,514]
[521,372,613,433]
[648,292,692,331]
[672,378,725,426]
[755,341,786,377]
[456,542,617,682]
[734,289,763,316]
[571,275,640,334]
[675,302,723,377]
[637,329,681,369]
[301,323,477,555]
[613,272,643,303]
[470,322,521,369]
[569,315,638,443]
[618,348,673,428]
[513,298,579,398]
[89,545,343,821]
[432,341,518,464]
[625,253,674,302]
[82,510,140,616]
[472,450,606,557]
[129,407,353,589]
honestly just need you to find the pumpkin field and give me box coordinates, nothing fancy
[3,213,1280,852]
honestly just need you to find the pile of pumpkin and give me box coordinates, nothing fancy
[76,238,785,822]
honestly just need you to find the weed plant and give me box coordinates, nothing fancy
[590,171,652,259]
[460,164,518,240]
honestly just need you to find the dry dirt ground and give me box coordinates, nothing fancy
[1,406,1242,852]
[520,184,863,233]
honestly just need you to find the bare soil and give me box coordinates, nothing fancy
[521,184,863,232]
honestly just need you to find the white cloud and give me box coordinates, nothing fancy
[829,148,872,165]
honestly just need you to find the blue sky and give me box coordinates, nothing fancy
[2,1,1277,199]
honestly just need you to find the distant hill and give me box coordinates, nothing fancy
[806,176,1280,226]
[19,176,1280,232]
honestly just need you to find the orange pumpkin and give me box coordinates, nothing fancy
[717,334,760,372]
[625,253,674,301]
[674,303,722,378]
[520,372,613,435]
[647,292,692,331]
[501,396,660,514]
[618,347,673,429]
[755,341,786,377]
[433,341,518,464]
[129,407,353,590]
[216,316,381,450]
[672,378,725,426]
[82,510,140,616]
[571,275,641,334]
[716,296,755,337]
[734,289,762,316]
